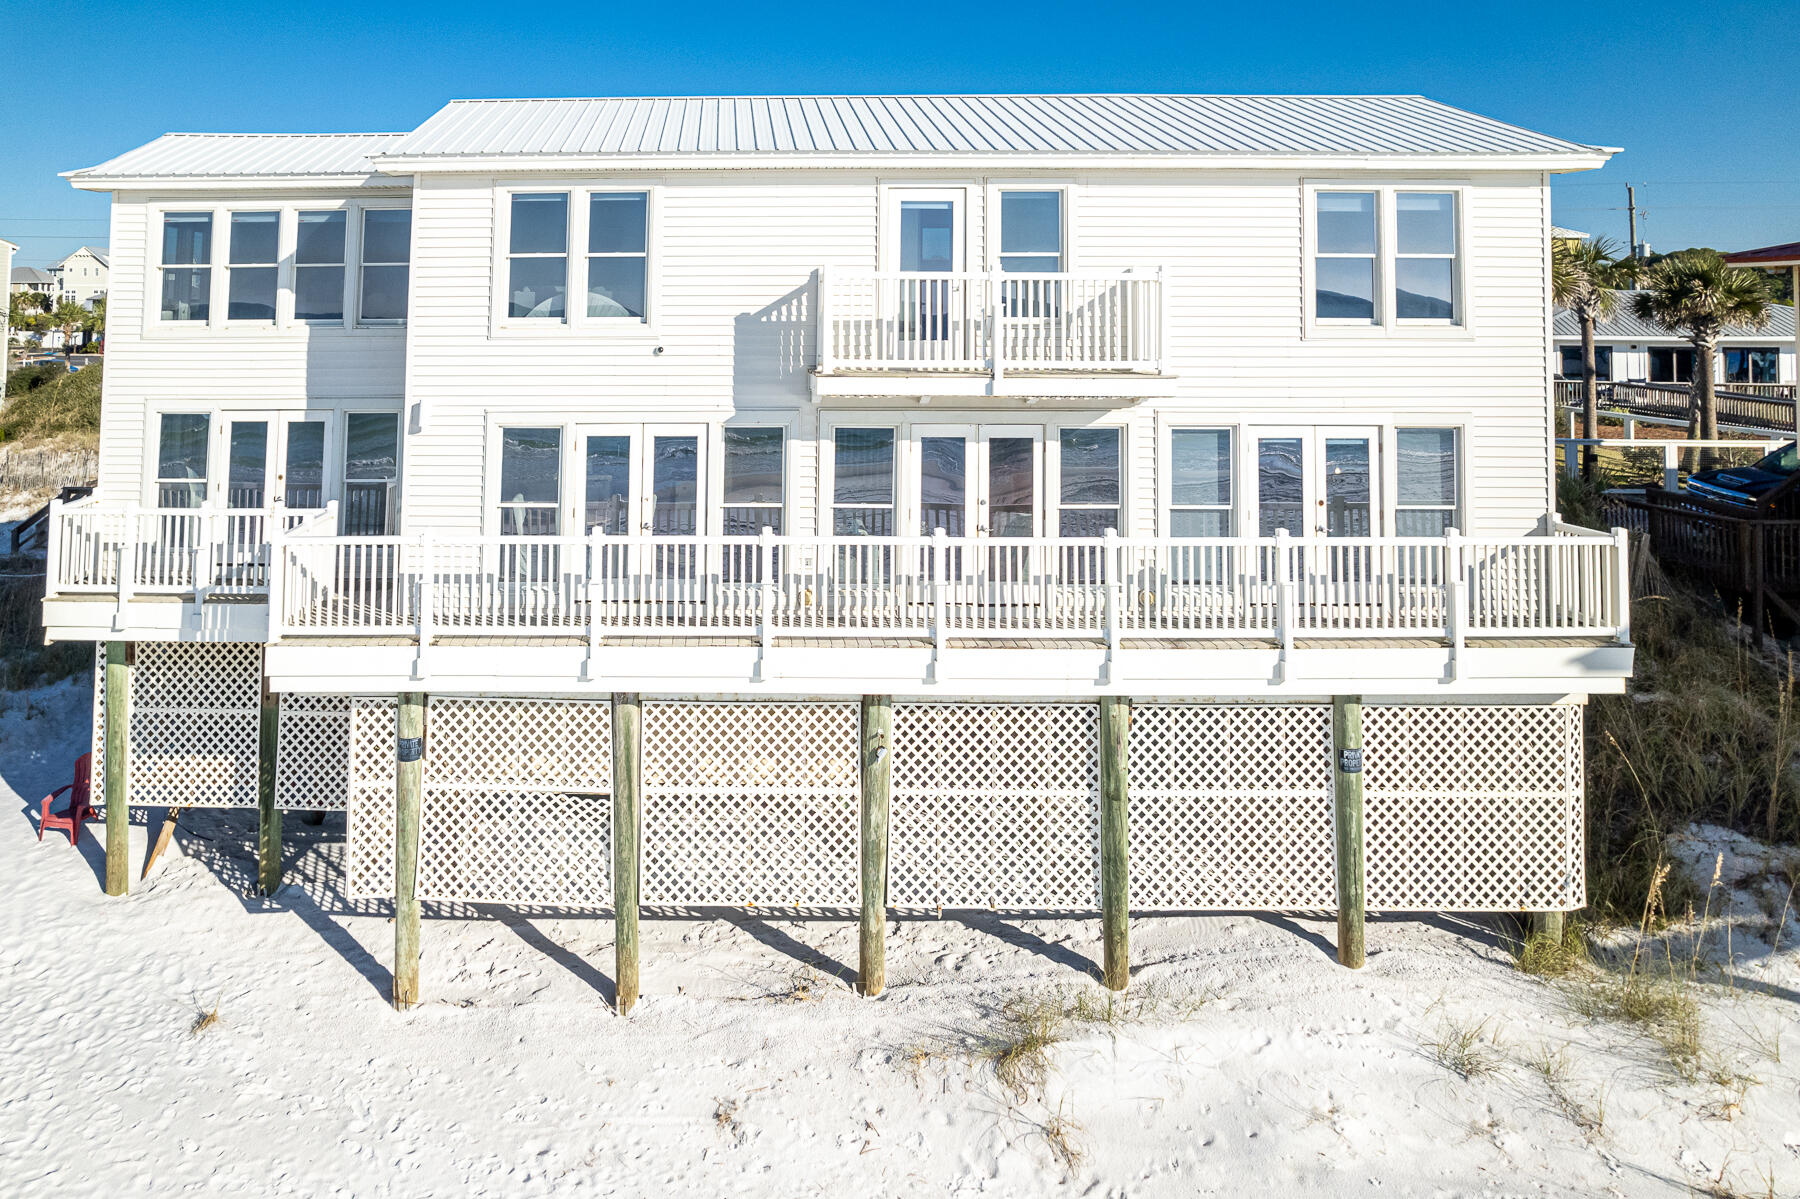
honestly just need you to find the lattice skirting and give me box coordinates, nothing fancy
[90,642,264,810]
[277,694,350,811]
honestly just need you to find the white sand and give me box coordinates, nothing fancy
[3,675,1798,1197]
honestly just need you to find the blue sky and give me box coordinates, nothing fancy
[5,0,1796,267]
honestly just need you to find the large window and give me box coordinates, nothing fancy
[1649,347,1695,383]
[1169,429,1232,536]
[723,428,784,534]
[295,211,346,322]
[226,211,279,322]
[1558,345,1613,381]
[833,428,895,535]
[1314,192,1377,322]
[155,413,210,507]
[1394,192,1457,321]
[358,208,411,324]
[508,193,568,319]
[1395,428,1459,536]
[160,213,212,322]
[1725,347,1780,385]
[587,192,648,319]
[497,427,562,535]
[342,413,400,535]
[1058,428,1120,536]
[998,191,1063,273]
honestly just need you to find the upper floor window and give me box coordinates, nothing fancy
[295,211,346,323]
[587,192,648,319]
[1559,345,1613,381]
[1725,347,1780,384]
[1058,428,1120,536]
[1395,193,1457,321]
[723,427,784,535]
[160,213,212,322]
[1650,347,1694,383]
[227,211,278,322]
[508,193,568,319]
[358,209,411,325]
[999,191,1063,273]
[1314,192,1376,322]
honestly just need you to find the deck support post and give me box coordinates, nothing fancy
[858,694,891,997]
[612,691,642,1016]
[1099,694,1130,991]
[393,690,425,1009]
[1333,695,1366,969]
[1531,910,1565,944]
[257,680,281,895]
[103,640,132,897]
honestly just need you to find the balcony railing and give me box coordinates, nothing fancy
[269,528,1630,654]
[1555,379,1797,432]
[818,269,1164,376]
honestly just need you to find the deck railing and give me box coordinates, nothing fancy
[818,269,1164,375]
[1555,379,1797,432]
[271,527,1631,651]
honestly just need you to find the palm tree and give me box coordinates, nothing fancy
[1551,236,1636,478]
[1631,250,1774,467]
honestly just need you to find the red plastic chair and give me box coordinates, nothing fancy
[38,753,95,847]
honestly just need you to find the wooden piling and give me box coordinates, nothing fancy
[1333,695,1366,969]
[611,692,642,1016]
[393,691,425,1010]
[257,682,281,896]
[1532,910,1566,945]
[859,695,891,997]
[1099,695,1130,991]
[103,641,132,897]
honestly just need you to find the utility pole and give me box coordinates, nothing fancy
[1626,185,1639,258]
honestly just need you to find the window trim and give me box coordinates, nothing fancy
[1384,423,1468,537]
[224,209,281,325]
[1724,345,1782,385]
[355,205,413,328]
[155,210,215,325]
[719,423,789,536]
[136,403,395,515]
[490,183,661,337]
[1051,423,1124,538]
[1160,424,1237,538]
[1302,180,1473,340]
[986,182,1076,273]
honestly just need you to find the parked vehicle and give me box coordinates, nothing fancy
[1685,441,1799,507]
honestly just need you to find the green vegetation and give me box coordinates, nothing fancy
[0,361,102,446]
[1630,250,1775,452]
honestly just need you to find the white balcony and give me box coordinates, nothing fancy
[814,269,1170,400]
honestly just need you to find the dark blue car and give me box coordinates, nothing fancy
[1685,441,1799,509]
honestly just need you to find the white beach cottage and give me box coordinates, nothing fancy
[43,95,1632,1008]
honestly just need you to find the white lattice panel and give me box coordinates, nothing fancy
[276,694,350,811]
[89,644,106,810]
[419,788,612,906]
[642,702,859,905]
[1128,704,1336,909]
[1363,704,1585,911]
[428,697,610,791]
[127,643,263,809]
[345,696,398,899]
[890,703,1100,910]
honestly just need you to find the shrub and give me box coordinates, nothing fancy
[0,361,101,445]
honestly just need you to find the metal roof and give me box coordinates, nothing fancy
[11,266,53,286]
[385,94,1605,159]
[1726,241,1800,268]
[68,132,407,181]
[1554,291,1796,341]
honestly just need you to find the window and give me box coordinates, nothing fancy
[1169,429,1232,536]
[295,211,346,322]
[1058,428,1120,536]
[833,428,895,535]
[285,421,326,509]
[160,213,212,321]
[999,191,1062,272]
[156,413,210,507]
[359,209,411,324]
[497,427,561,535]
[1725,347,1780,385]
[1314,192,1376,322]
[508,193,568,319]
[587,192,648,319]
[227,421,268,508]
[1559,345,1613,381]
[1394,192,1456,321]
[723,428,784,534]
[342,413,400,535]
[1649,347,1695,383]
[226,212,278,322]
[1395,428,1459,536]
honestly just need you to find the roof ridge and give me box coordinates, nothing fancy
[156,131,409,139]
[438,92,1438,104]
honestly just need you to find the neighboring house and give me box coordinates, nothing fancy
[10,264,53,295]
[48,245,108,306]
[43,95,1634,996]
[1550,225,1587,242]
[1552,291,1797,386]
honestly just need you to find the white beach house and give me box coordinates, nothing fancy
[42,95,1632,1004]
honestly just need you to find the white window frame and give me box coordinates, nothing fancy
[1383,423,1468,537]
[137,402,398,512]
[878,185,969,273]
[986,183,1075,273]
[1302,181,1472,339]
[1158,423,1237,537]
[224,209,281,326]
[154,210,216,326]
[582,190,652,324]
[1049,421,1125,538]
[355,205,413,328]
[718,422,790,536]
[1392,191,1460,326]
[490,184,661,337]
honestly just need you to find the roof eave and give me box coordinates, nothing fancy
[65,171,414,192]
